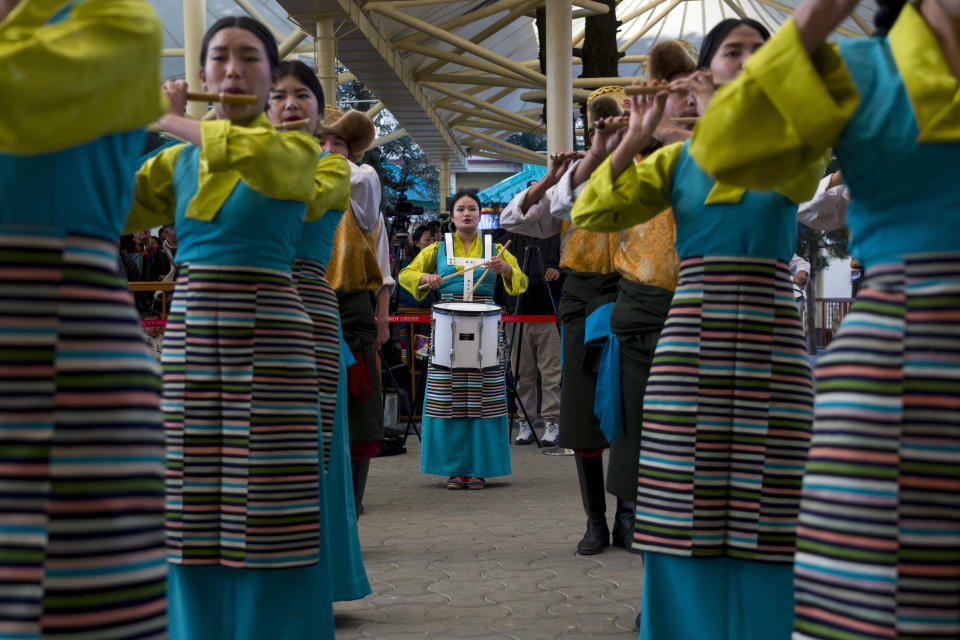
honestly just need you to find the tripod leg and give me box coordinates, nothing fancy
[504,366,541,448]
[379,348,421,444]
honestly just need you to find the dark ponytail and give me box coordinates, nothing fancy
[873,0,907,36]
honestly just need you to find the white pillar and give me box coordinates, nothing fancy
[183,0,207,119]
[439,157,450,210]
[545,0,573,157]
[315,19,337,109]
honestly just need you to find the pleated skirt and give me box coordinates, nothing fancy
[292,259,370,602]
[793,254,960,640]
[292,259,338,470]
[0,229,165,640]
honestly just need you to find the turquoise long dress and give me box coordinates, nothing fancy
[162,144,337,639]
[633,144,813,640]
[419,241,512,479]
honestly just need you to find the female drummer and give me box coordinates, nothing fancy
[571,19,824,640]
[125,16,350,639]
[690,1,960,637]
[0,2,166,638]
[399,191,528,489]
[266,59,372,604]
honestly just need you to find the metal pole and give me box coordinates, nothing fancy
[315,19,337,108]
[545,0,572,157]
[183,0,206,119]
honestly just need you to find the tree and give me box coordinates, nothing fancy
[797,223,850,354]
[506,132,547,152]
[338,68,439,216]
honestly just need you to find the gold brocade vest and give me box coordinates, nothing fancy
[559,221,620,274]
[615,208,680,291]
[326,207,383,292]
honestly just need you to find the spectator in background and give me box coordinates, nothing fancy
[789,252,811,303]
[145,223,177,282]
[413,225,434,252]
[498,231,563,447]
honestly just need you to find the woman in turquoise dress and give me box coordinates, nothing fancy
[126,17,350,640]
[0,2,167,637]
[690,1,960,637]
[571,19,823,640]
[398,191,528,490]
[267,60,371,603]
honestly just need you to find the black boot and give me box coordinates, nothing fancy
[351,459,370,519]
[574,454,609,555]
[611,498,639,552]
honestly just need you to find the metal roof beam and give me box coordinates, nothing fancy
[368,5,546,85]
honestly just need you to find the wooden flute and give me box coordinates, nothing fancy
[185,91,259,105]
[595,117,699,130]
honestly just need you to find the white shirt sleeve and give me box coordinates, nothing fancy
[797,173,850,231]
[499,188,562,238]
[349,161,382,232]
[789,253,811,277]
[374,216,394,289]
[545,161,585,222]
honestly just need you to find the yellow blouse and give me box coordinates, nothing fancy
[572,142,823,234]
[125,113,347,232]
[689,5,960,190]
[398,234,529,301]
[0,0,166,154]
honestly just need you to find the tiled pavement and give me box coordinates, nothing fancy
[334,433,644,639]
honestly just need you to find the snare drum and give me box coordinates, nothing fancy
[430,302,502,369]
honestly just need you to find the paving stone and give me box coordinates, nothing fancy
[488,590,567,609]
[546,598,634,617]
[336,441,643,639]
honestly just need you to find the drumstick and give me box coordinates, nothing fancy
[186,91,259,105]
[417,261,485,290]
[469,240,511,296]
[276,118,310,130]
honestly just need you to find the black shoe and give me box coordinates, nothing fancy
[575,454,609,555]
[611,498,639,551]
[351,459,370,519]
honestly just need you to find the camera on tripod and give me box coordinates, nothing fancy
[385,194,424,218]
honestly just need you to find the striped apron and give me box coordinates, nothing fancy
[162,263,321,569]
[0,230,165,639]
[794,253,960,640]
[292,259,339,472]
[636,256,814,564]
[423,293,507,420]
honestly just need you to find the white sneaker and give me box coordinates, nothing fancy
[515,421,534,444]
[542,422,560,447]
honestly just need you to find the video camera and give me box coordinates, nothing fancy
[385,194,424,218]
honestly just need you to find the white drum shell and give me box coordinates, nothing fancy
[431,302,501,369]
